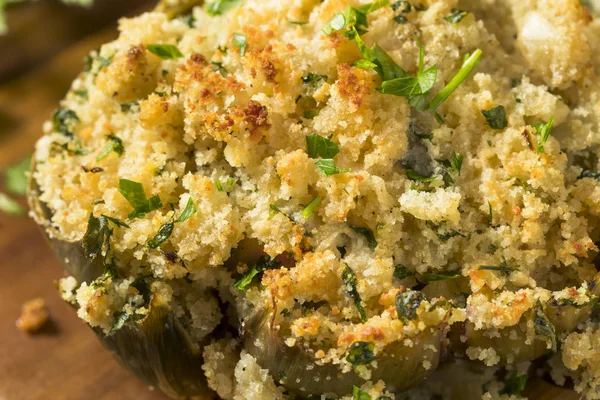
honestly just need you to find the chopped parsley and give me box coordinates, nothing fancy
[288,21,308,25]
[52,108,79,137]
[500,371,527,397]
[306,134,339,159]
[342,265,367,322]
[83,51,112,75]
[96,134,124,161]
[444,9,469,23]
[301,73,328,86]
[581,170,600,180]
[353,387,372,400]
[204,0,242,16]
[351,226,377,250]
[234,255,281,291]
[106,276,152,337]
[118,179,162,219]
[120,101,139,112]
[419,271,461,282]
[146,44,184,60]
[148,197,196,249]
[82,213,127,260]
[300,196,322,218]
[395,289,424,321]
[5,156,31,195]
[232,32,247,56]
[73,89,88,99]
[533,116,555,154]
[534,303,557,352]
[346,341,376,366]
[478,258,519,276]
[482,105,507,129]
[406,169,435,182]
[269,204,281,218]
[0,193,24,215]
[392,1,411,24]
[180,13,195,28]
[315,159,350,176]
[215,179,224,191]
[322,1,389,37]
[393,264,414,279]
[488,201,493,225]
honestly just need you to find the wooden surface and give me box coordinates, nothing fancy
[0,4,584,400]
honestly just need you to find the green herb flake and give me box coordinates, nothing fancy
[353,387,372,400]
[118,179,163,219]
[481,105,507,129]
[478,258,519,276]
[393,264,414,279]
[301,196,322,219]
[205,0,242,16]
[234,256,281,291]
[500,371,527,397]
[322,1,389,36]
[315,159,350,176]
[288,20,308,25]
[444,9,469,23]
[175,197,196,223]
[148,221,174,249]
[106,311,131,337]
[269,204,281,219]
[488,200,493,225]
[96,134,124,161]
[181,13,196,28]
[451,152,464,175]
[346,341,376,366]
[406,169,435,182]
[52,108,80,137]
[306,134,340,159]
[146,44,184,60]
[351,226,377,251]
[419,271,461,282]
[5,156,31,195]
[0,193,24,215]
[395,289,424,321]
[342,265,367,322]
[232,32,247,56]
[101,215,130,228]
[533,116,555,154]
[429,49,483,113]
[534,303,557,352]
[120,101,139,112]
[303,109,320,119]
[82,213,110,259]
[73,90,88,100]
[215,179,224,191]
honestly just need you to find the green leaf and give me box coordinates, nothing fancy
[444,9,469,23]
[306,134,340,159]
[351,226,377,251]
[215,179,224,191]
[429,49,483,113]
[118,179,163,219]
[451,152,464,175]
[73,89,88,99]
[148,221,174,249]
[102,214,130,228]
[533,116,555,154]
[406,169,435,182]
[82,213,110,259]
[0,192,24,215]
[534,303,557,352]
[288,20,308,25]
[269,204,281,218]
[481,106,507,129]
[419,271,461,282]
[52,108,80,137]
[342,265,367,322]
[500,371,527,398]
[120,101,139,112]
[488,200,493,225]
[96,134,124,161]
[322,1,388,35]
[393,264,414,279]
[395,289,423,321]
[175,197,196,223]
[232,32,247,56]
[346,341,376,366]
[234,255,281,291]
[478,258,519,276]
[5,156,31,195]
[353,387,372,400]
[205,0,242,16]
[300,196,322,218]
[146,44,184,60]
[301,73,328,85]
[315,159,350,176]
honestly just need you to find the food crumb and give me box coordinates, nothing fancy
[16,298,49,333]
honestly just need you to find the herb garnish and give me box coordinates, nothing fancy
[300,196,322,218]
[306,134,340,159]
[301,73,328,86]
[533,303,557,352]
[316,159,350,176]
[395,289,424,321]
[322,1,389,37]
[73,90,88,99]
[5,156,30,195]
[351,226,377,250]
[478,258,519,276]
[353,387,372,400]
[106,276,152,336]
[82,213,127,260]
[533,116,555,154]
[205,0,242,16]
[393,264,414,279]
[419,271,461,282]
[346,341,376,365]
[120,101,139,112]
[232,32,247,56]
[482,106,507,129]
[342,265,367,322]
[148,197,196,249]
[500,371,527,397]
[444,9,469,23]
[52,108,79,137]
[406,169,435,182]
[96,134,124,161]
[488,200,493,225]
[118,179,162,219]
[234,255,281,291]
[146,44,184,60]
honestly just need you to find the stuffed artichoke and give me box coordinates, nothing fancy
[29,0,600,398]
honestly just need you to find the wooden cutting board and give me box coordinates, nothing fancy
[0,16,582,400]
